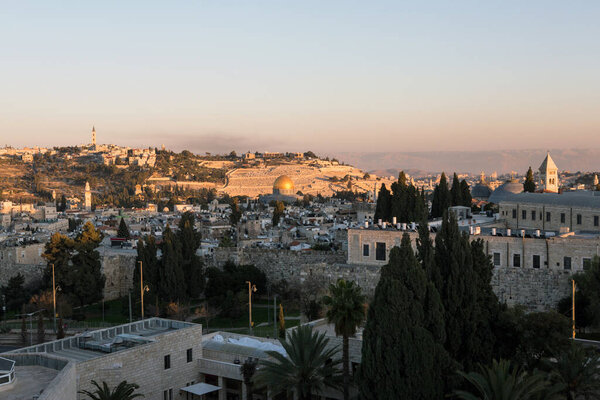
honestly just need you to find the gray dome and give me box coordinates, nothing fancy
[471,183,492,200]
[488,180,523,204]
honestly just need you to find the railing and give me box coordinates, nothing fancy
[0,357,16,387]
[198,358,241,379]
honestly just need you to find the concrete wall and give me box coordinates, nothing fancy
[100,249,138,300]
[0,243,46,286]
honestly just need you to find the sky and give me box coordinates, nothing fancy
[1,1,599,154]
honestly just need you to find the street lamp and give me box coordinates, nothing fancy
[139,261,150,320]
[246,281,257,334]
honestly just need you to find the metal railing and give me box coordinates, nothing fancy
[0,356,16,387]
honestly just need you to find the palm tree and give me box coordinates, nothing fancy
[454,359,563,400]
[322,279,366,400]
[253,324,342,400]
[79,380,144,400]
[547,342,600,400]
[241,358,258,400]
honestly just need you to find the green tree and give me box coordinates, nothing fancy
[431,172,451,218]
[117,217,131,239]
[79,380,144,400]
[460,179,472,207]
[568,256,600,328]
[134,236,159,304]
[374,184,391,222]
[158,225,185,302]
[177,212,204,298]
[230,198,242,226]
[524,167,536,192]
[253,325,341,400]
[358,234,448,399]
[451,173,463,206]
[454,359,563,400]
[272,201,285,226]
[433,212,497,372]
[322,279,366,400]
[2,273,29,311]
[546,343,600,400]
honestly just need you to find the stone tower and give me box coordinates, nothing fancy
[84,181,92,211]
[538,151,559,193]
[91,126,96,147]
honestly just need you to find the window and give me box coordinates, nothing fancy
[583,258,592,270]
[531,210,536,220]
[493,253,501,267]
[164,354,171,370]
[577,214,582,225]
[375,242,386,261]
[522,210,527,220]
[564,257,571,270]
[187,348,193,363]
[533,255,541,269]
[561,213,566,223]
[513,254,521,268]
[163,388,173,400]
[595,216,599,227]
[363,244,369,257]
[512,209,517,219]
[546,212,551,222]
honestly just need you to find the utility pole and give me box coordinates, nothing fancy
[52,263,56,334]
[572,279,576,339]
[139,261,144,320]
[246,281,256,334]
[128,291,132,323]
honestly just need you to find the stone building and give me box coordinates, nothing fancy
[498,192,600,232]
[539,151,559,193]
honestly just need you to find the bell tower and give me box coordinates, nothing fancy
[538,151,559,193]
[91,126,96,147]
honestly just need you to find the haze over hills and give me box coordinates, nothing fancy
[333,148,600,177]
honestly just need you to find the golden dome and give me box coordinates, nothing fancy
[273,175,294,191]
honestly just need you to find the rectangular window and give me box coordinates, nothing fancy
[531,210,536,220]
[564,257,571,270]
[493,253,501,267]
[163,389,173,400]
[522,210,527,220]
[513,254,521,268]
[561,213,566,223]
[375,242,386,261]
[533,255,541,269]
[583,258,592,270]
[577,214,582,225]
[187,348,193,363]
[546,212,551,222]
[164,354,171,370]
[363,244,369,257]
[512,209,517,219]
[594,216,599,227]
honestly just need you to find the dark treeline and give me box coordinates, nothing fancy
[374,171,427,223]
[431,172,472,218]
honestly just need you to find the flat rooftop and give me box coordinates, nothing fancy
[8,318,194,363]
[0,365,58,400]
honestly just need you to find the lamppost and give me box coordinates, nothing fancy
[246,281,257,334]
[139,261,149,320]
[52,263,57,333]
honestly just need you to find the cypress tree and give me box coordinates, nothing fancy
[431,173,451,218]
[524,167,536,192]
[358,234,447,399]
[433,212,495,373]
[135,235,159,297]
[117,217,131,239]
[450,173,463,206]
[374,184,391,222]
[158,225,185,302]
[460,179,472,207]
[177,212,204,298]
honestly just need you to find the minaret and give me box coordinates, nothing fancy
[538,151,559,193]
[91,126,96,147]
[84,181,92,211]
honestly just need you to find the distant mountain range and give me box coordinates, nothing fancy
[333,149,600,177]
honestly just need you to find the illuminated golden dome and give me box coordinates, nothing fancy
[273,175,295,195]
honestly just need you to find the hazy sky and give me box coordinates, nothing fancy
[1,1,599,154]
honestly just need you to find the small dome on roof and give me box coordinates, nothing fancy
[488,179,523,204]
[471,183,492,200]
